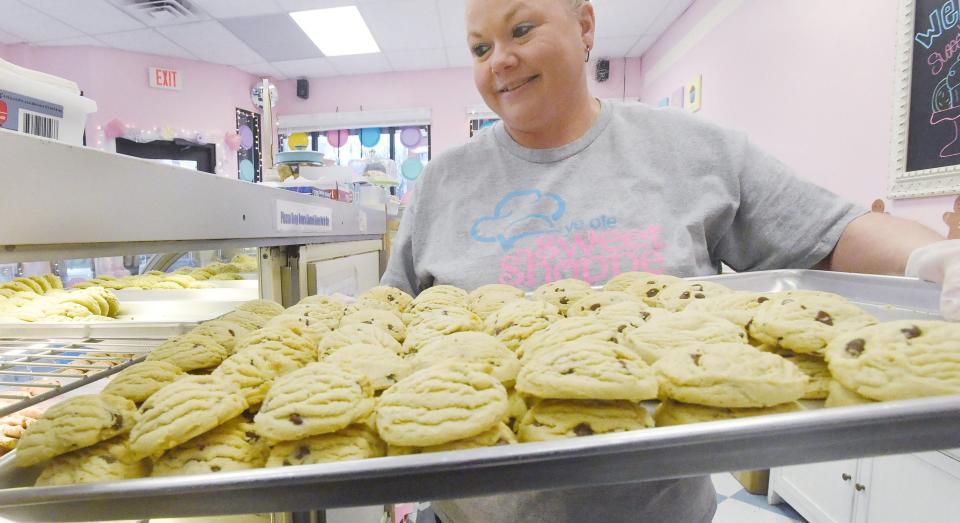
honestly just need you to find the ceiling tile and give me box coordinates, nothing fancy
[105,0,210,27]
[327,52,392,75]
[386,48,447,72]
[0,27,22,44]
[272,56,337,78]
[30,0,144,34]
[641,0,696,38]
[96,28,196,60]
[237,61,285,79]
[594,0,669,37]
[0,0,84,42]
[627,34,659,57]
[221,14,322,62]
[35,35,108,47]
[437,0,466,48]
[591,36,640,59]
[156,20,264,65]
[275,0,377,11]
[358,0,443,51]
[191,0,283,18]
[444,46,472,68]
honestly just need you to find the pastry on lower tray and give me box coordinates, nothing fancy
[152,416,268,476]
[16,394,137,467]
[517,398,654,442]
[653,398,804,426]
[35,436,148,486]
[266,423,385,467]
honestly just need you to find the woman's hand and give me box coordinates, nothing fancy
[906,240,960,320]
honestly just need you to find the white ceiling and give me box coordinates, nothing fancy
[0,0,694,79]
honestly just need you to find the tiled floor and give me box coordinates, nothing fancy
[413,473,807,522]
[711,473,806,523]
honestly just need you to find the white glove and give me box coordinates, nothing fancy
[905,240,960,320]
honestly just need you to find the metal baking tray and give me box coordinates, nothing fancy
[0,270,956,522]
[0,338,156,417]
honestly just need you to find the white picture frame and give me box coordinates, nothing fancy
[890,0,960,199]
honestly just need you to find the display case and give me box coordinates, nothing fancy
[2,130,960,523]
[0,129,388,521]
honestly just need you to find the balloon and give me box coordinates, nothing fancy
[239,125,254,150]
[326,129,348,148]
[288,132,309,150]
[224,131,242,152]
[400,157,423,180]
[399,126,422,148]
[359,127,381,147]
[103,118,125,139]
[239,159,256,181]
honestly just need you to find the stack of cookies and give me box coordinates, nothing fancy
[15,277,960,488]
[0,282,122,322]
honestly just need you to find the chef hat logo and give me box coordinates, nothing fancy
[470,189,566,251]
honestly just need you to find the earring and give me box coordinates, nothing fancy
[584,46,591,62]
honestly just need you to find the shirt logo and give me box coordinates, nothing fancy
[470,189,566,251]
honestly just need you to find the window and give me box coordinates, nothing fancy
[278,125,430,198]
[469,118,500,137]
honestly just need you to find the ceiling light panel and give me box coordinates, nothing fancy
[290,6,380,56]
[156,20,264,65]
[30,0,144,34]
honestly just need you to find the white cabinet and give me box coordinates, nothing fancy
[858,452,960,523]
[768,458,860,523]
[769,451,960,523]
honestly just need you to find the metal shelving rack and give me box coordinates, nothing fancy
[0,337,156,417]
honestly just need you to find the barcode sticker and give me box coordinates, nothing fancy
[0,89,64,138]
[19,110,59,139]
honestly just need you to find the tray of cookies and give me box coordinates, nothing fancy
[0,272,956,522]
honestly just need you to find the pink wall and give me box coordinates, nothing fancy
[272,57,643,156]
[638,0,956,234]
[0,44,258,178]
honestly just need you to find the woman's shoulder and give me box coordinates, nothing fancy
[608,100,746,149]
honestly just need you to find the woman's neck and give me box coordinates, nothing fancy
[506,95,601,149]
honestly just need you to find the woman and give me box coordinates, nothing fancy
[382,0,958,521]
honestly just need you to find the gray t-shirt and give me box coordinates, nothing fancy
[381,100,865,523]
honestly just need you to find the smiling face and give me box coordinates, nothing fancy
[466,0,595,143]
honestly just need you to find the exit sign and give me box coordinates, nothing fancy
[148,67,181,90]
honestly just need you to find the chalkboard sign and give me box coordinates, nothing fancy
[891,0,960,198]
